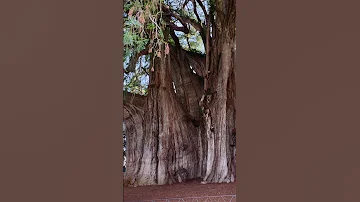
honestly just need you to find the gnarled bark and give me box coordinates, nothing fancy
[123,0,237,186]
[169,45,207,177]
[169,45,204,121]
[200,0,236,183]
[127,46,202,186]
[123,92,146,186]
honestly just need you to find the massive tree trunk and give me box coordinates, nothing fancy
[124,45,204,186]
[200,0,236,183]
[169,45,207,178]
[123,92,146,186]
[123,0,237,186]
[170,46,204,120]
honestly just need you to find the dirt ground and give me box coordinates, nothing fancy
[124,178,236,201]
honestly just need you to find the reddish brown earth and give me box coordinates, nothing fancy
[124,178,236,202]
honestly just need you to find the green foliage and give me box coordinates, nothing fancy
[123,0,166,59]
[123,0,209,94]
[123,55,149,95]
[123,0,163,94]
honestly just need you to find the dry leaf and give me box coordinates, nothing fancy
[128,7,134,17]
[165,43,169,55]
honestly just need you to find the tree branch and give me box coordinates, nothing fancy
[169,29,181,47]
[182,0,190,9]
[161,4,205,42]
[162,12,190,35]
[191,0,202,25]
[141,67,149,76]
[195,0,208,17]
[165,17,190,34]
[125,47,150,73]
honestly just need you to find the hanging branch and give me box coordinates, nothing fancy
[125,47,151,73]
[191,0,202,25]
[182,0,190,9]
[195,0,208,17]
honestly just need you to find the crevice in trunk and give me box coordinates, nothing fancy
[123,0,236,185]
[127,45,203,186]
[200,0,236,183]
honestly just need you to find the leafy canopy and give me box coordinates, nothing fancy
[123,0,208,95]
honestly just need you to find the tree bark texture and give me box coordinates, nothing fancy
[200,0,236,183]
[123,0,236,186]
[125,47,203,186]
[123,93,146,186]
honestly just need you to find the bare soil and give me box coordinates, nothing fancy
[124,178,236,201]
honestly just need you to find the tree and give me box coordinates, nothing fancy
[123,0,236,186]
